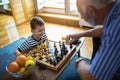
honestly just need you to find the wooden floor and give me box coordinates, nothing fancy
[0,13,93,59]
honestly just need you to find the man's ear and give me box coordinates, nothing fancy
[86,6,96,17]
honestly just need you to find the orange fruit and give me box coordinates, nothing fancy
[8,62,20,73]
[16,55,27,67]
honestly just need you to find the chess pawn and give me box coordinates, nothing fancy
[62,41,66,49]
[54,46,61,63]
[54,47,58,58]
[60,42,64,56]
[70,44,73,49]
[54,42,57,48]
[54,42,58,55]
[55,47,58,54]
[50,58,53,64]
[59,41,62,49]
[50,59,57,66]
[60,50,64,58]
[53,60,57,66]
[55,56,61,63]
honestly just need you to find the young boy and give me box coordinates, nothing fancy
[15,16,47,56]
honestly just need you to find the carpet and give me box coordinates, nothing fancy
[0,38,26,79]
[57,56,90,80]
[0,38,90,80]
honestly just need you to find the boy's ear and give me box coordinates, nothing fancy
[86,6,95,17]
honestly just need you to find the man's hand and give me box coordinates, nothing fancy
[66,34,81,45]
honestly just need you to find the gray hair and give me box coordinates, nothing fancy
[98,0,115,3]
[92,0,115,8]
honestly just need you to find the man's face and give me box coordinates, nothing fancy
[76,0,96,26]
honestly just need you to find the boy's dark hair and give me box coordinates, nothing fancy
[30,16,44,29]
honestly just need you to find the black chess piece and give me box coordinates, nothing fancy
[60,50,64,57]
[39,56,43,60]
[61,41,68,55]
[37,63,46,80]
[62,41,66,49]
[55,47,58,55]
[53,60,57,66]
[54,42,57,48]
[58,55,62,60]
[50,58,57,66]
[37,63,46,70]
[56,55,61,63]
[54,47,61,63]
[50,58,53,64]
[70,44,73,49]
[59,41,62,49]
[72,40,81,45]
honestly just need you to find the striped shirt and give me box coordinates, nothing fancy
[18,33,47,52]
[89,1,120,80]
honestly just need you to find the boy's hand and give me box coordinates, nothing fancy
[14,50,21,57]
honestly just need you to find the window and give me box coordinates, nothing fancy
[45,0,64,9]
[35,0,78,15]
[35,0,46,12]
[69,0,78,14]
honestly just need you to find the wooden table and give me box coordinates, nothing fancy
[1,37,85,80]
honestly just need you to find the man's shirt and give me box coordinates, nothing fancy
[18,33,47,52]
[89,1,120,80]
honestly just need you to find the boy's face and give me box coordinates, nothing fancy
[31,25,45,39]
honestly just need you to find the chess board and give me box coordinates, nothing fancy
[28,39,76,71]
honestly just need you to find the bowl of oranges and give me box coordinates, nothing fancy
[6,55,36,78]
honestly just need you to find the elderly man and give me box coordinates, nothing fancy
[66,0,120,80]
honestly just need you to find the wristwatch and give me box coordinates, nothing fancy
[75,57,86,65]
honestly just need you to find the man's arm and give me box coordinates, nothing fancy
[78,26,103,37]
[66,26,103,44]
[76,59,96,80]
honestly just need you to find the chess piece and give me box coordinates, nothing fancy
[46,54,51,61]
[53,60,57,66]
[56,56,61,62]
[37,63,46,70]
[45,38,49,48]
[37,63,46,80]
[54,42,58,56]
[54,46,61,63]
[50,58,57,66]
[54,47,58,55]
[72,40,81,45]
[61,41,68,55]
[70,44,73,49]
[54,42,57,48]
[59,41,62,49]
[50,58,53,64]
